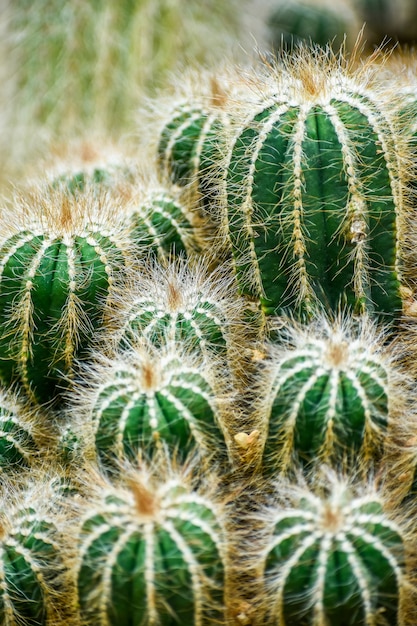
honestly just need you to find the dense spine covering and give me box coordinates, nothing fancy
[0,483,67,626]
[75,469,226,626]
[259,316,401,472]
[73,345,229,470]
[222,54,408,320]
[261,476,408,626]
[0,187,134,403]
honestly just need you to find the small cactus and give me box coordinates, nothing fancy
[0,479,69,625]
[260,472,410,626]
[108,257,243,361]
[0,186,135,403]
[70,343,230,471]
[74,464,226,626]
[221,50,411,320]
[259,315,406,472]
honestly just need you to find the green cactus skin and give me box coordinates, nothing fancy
[0,388,42,472]
[76,346,229,470]
[111,259,240,360]
[157,100,226,205]
[222,57,407,321]
[75,471,225,626]
[267,1,350,50]
[0,487,66,626]
[0,189,134,404]
[262,477,407,626]
[260,317,398,472]
[128,188,202,261]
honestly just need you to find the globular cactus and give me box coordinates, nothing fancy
[260,472,410,626]
[69,343,231,471]
[0,479,70,626]
[74,464,226,626]
[258,315,407,473]
[108,257,244,361]
[221,50,412,320]
[267,0,355,50]
[0,186,135,404]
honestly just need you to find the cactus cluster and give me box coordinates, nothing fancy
[3,13,417,626]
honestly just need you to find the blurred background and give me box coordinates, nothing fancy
[1,0,417,191]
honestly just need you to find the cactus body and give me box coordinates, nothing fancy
[77,347,228,470]
[0,488,65,625]
[128,188,201,261]
[0,389,42,472]
[261,318,396,471]
[223,60,406,320]
[262,478,406,626]
[0,189,133,403]
[267,1,350,50]
[76,472,225,626]
[157,101,226,205]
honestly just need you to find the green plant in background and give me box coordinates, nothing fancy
[73,464,226,626]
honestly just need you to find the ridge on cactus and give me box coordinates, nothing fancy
[73,461,226,626]
[218,48,414,320]
[68,341,232,471]
[0,476,71,626]
[259,470,412,626]
[258,313,409,472]
[106,256,245,361]
[0,385,49,473]
[0,185,137,404]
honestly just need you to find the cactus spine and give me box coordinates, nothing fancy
[221,53,409,320]
[75,467,226,626]
[259,316,404,472]
[261,475,408,626]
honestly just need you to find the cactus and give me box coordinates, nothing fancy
[0,186,135,404]
[0,479,69,625]
[259,315,406,472]
[108,257,243,360]
[267,0,353,50]
[0,387,46,473]
[75,465,226,626]
[221,51,411,320]
[261,473,409,626]
[70,344,230,471]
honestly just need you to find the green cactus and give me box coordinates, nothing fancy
[109,258,242,360]
[75,467,226,626]
[261,474,408,626]
[72,344,230,471]
[0,481,68,625]
[259,316,403,472]
[0,186,134,404]
[267,1,352,50]
[221,52,410,321]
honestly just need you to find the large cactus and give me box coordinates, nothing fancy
[221,51,411,320]
[259,315,405,472]
[74,466,226,626]
[0,480,69,625]
[70,344,230,470]
[261,473,409,626]
[0,186,134,404]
